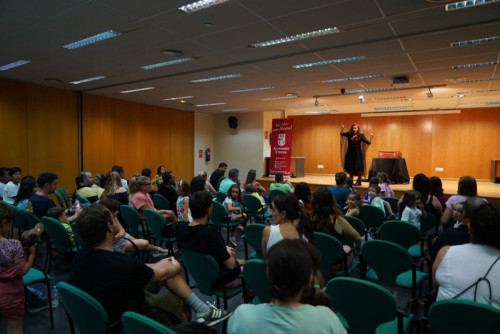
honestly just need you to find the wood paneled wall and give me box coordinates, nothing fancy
[82,94,194,182]
[290,108,500,180]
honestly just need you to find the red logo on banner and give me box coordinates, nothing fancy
[269,118,293,177]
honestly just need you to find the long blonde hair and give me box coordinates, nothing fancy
[101,171,122,198]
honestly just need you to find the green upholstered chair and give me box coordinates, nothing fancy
[343,215,367,245]
[315,232,359,277]
[382,197,399,218]
[211,200,243,246]
[54,189,66,208]
[243,223,266,260]
[243,194,270,223]
[215,192,227,203]
[153,193,171,211]
[120,205,146,239]
[269,189,285,202]
[243,259,271,304]
[122,311,176,334]
[360,205,385,235]
[41,216,79,269]
[58,187,72,208]
[24,266,54,329]
[143,209,176,256]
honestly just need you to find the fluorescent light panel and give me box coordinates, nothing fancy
[373,106,413,111]
[190,73,240,83]
[222,108,249,111]
[196,102,226,107]
[250,27,339,48]
[120,87,155,94]
[141,58,194,70]
[451,36,500,47]
[260,95,300,101]
[69,76,105,85]
[178,0,230,13]
[230,86,274,93]
[456,77,500,83]
[457,89,500,94]
[458,101,500,106]
[163,96,194,101]
[0,60,30,71]
[445,0,499,11]
[304,110,338,114]
[293,56,365,69]
[366,96,406,101]
[62,30,121,49]
[283,103,315,107]
[345,87,396,94]
[362,110,461,117]
[323,74,383,83]
[452,61,500,69]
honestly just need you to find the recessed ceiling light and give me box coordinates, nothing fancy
[230,86,274,93]
[452,61,500,69]
[457,89,500,94]
[304,110,338,114]
[285,92,298,96]
[458,101,500,107]
[163,96,194,101]
[292,56,365,69]
[69,76,106,85]
[120,87,156,94]
[323,74,383,83]
[44,78,65,84]
[260,95,300,101]
[344,87,396,94]
[451,36,500,47]
[373,106,413,111]
[222,108,249,111]
[62,30,121,49]
[452,94,465,98]
[284,103,316,107]
[195,102,226,107]
[366,96,406,101]
[190,73,240,83]
[456,77,500,83]
[178,0,230,13]
[141,57,194,70]
[250,27,339,48]
[445,0,499,11]
[0,60,30,71]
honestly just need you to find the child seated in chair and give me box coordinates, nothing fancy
[367,185,395,220]
[244,184,266,213]
[362,177,379,204]
[223,184,248,247]
[46,206,77,247]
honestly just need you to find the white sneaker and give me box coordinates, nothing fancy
[196,302,233,326]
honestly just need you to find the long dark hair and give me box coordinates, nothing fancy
[14,176,37,205]
[412,173,430,203]
[294,182,311,205]
[429,176,444,196]
[273,194,316,245]
[311,187,341,233]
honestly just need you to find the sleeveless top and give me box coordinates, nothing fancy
[267,225,308,251]
[315,216,343,242]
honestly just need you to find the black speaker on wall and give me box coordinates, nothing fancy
[228,116,238,129]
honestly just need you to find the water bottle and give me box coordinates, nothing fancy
[51,285,59,308]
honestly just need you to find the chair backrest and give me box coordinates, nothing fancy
[153,193,170,211]
[120,205,142,237]
[269,189,285,201]
[362,240,412,286]
[243,194,264,215]
[57,281,110,334]
[41,216,72,253]
[382,197,399,216]
[326,277,398,334]
[13,207,29,233]
[58,187,72,208]
[360,205,385,228]
[143,209,168,241]
[122,311,176,334]
[210,200,228,227]
[25,211,42,229]
[314,232,345,276]
[428,299,500,334]
[343,215,366,245]
[244,224,266,259]
[54,190,65,208]
[243,259,271,303]
[180,248,220,296]
[420,211,437,237]
[71,222,86,248]
[215,192,227,203]
[74,193,91,204]
[380,220,421,249]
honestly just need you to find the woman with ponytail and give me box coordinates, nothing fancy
[261,194,315,258]
[228,239,346,334]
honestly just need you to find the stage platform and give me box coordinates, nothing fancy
[257,175,500,206]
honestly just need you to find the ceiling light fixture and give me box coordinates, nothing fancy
[445,0,499,11]
[222,108,249,112]
[314,97,319,106]
[292,56,365,69]
[345,87,396,94]
[426,88,434,98]
[62,30,121,49]
[304,110,338,114]
[452,61,500,69]
[178,0,230,13]
[69,76,106,85]
[373,106,413,111]
[458,101,500,107]
[366,96,406,101]
[323,74,383,83]
[249,27,339,48]
[451,36,500,47]
[362,110,461,117]
[120,87,155,94]
[141,57,194,70]
[358,95,365,103]
[163,96,194,101]
[457,89,500,94]
[0,60,31,71]
[452,94,465,98]
[190,73,240,83]
[195,102,226,107]
[230,86,274,93]
[456,77,500,83]
[284,103,315,107]
[260,95,300,101]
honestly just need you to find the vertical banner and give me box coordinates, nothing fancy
[269,118,293,177]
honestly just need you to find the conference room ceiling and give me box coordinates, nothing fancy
[1,0,499,116]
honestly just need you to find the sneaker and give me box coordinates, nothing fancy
[197,302,233,327]
[152,251,170,258]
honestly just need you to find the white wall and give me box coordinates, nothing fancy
[214,112,265,179]
[193,112,215,176]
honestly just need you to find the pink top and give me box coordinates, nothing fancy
[379,183,394,198]
[445,194,487,210]
[129,191,154,220]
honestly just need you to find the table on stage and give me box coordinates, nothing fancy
[368,158,410,184]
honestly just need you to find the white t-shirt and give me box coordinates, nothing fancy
[401,206,422,229]
[3,181,20,204]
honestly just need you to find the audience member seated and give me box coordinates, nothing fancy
[398,173,442,222]
[429,176,449,212]
[197,171,217,197]
[294,182,312,215]
[377,172,394,197]
[242,169,266,195]
[112,165,128,190]
[228,239,347,334]
[219,169,239,195]
[328,172,350,210]
[368,185,395,219]
[3,167,22,205]
[13,176,37,211]
[27,172,59,218]
[429,197,486,260]
[100,171,129,205]
[75,171,104,203]
[177,190,244,289]
[224,184,248,247]
[70,203,231,327]
[0,167,10,200]
[440,176,487,226]
[362,177,379,204]
[400,190,426,229]
[46,207,78,247]
[189,176,207,194]
[270,172,293,194]
[433,204,500,308]
[244,184,266,213]
[152,165,166,186]
[261,194,315,258]
[344,177,357,194]
[157,172,178,212]
[0,203,38,334]
[94,173,105,188]
[128,176,177,223]
[345,192,361,218]
[141,168,158,194]
[176,180,191,222]
[209,162,227,192]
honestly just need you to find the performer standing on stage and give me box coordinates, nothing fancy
[340,124,373,186]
